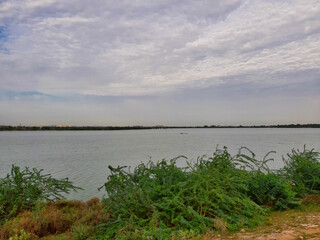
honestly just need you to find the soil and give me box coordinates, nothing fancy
[209,201,320,240]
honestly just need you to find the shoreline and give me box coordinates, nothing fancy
[1,124,320,131]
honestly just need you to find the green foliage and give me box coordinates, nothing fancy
[9,229,33,240]
[100,147,266,238]
[282,146,320,196]
[99,146,320,238]
[0,165,81,221]
[2,146,320,239]
[247,172,299,210]
[72,224,93,240]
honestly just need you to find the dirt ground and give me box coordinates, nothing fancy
[210,200,320,240]
[233,220,320,240]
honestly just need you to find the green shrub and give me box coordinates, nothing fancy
[0,165,81,221]
[282,147,320,196]
[247,172,299,210]
[2,146,319,239]
[71,224,93,240]
[100,147,265,238]
[9,229,35,240]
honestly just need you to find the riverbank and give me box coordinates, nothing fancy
[1,146,320,239]
[216,197,320,240]
[1,124,319,131]
[1,198,320,239]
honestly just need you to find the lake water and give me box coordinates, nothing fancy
[1,128,319,200]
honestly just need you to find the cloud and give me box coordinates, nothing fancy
[1,0,318,97]
[0,0,320,126]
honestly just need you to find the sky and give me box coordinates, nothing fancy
[0,0,319,126]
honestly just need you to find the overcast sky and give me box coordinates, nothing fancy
[0,0,319,126]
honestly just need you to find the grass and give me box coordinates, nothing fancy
[0,165,81,222]
[0,199,108,240]
[0,146,319,239]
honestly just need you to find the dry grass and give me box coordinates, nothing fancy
[0,198,108,240]
[301,195,320,205]
[213,217,227,234]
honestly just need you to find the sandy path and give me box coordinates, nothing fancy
[206,204,320,240]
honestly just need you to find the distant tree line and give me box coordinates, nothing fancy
[0,124,319,131]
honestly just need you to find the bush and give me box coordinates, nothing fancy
[71,224,93,240]
[8,229,37,240]
[2,146,319,239]
[247,172,299,210]
[282,147,320,196]
[99,147,265,238]
[0,165,81,221]
[0,199,107,239]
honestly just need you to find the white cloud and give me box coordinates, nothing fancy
[0,0,319,96]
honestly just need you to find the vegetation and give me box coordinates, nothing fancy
[0,165,81,221]
[0,199,108,240]
[100,148,265,239]
[247,172,298,210]
[0,146,320,239]
[282,147,320,196]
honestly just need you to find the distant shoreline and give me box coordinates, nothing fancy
[1,124,319,131]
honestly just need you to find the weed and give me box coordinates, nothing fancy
[213,217,227,234]
[99,147,266,238]
[2,146,320,239]
[8,229,37,240]
[0,165,82,221]
[282,146,320,196]
[247,172,299,210]
[0,199,107,239]
[71,224,93,240]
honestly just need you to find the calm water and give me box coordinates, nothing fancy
[1,128,319,200]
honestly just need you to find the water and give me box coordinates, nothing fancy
[1,128,319,200]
